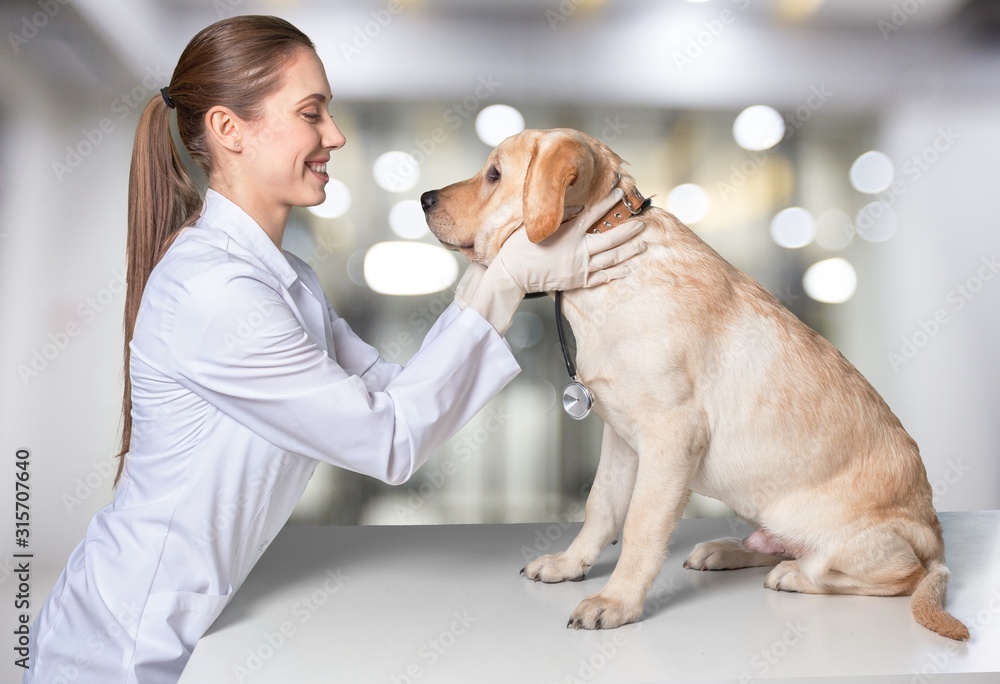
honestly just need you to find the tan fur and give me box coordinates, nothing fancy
[423,128,969,641]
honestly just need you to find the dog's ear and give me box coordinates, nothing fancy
[522,134,596,243]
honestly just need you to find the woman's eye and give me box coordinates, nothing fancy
[302,112,321,122]
[486,166,501,183]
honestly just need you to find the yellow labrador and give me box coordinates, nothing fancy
[421,127,968,640]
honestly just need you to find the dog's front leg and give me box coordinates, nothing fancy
[568,408,708,630]
[522,423,637,582]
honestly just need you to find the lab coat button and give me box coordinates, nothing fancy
[258,539,269,554]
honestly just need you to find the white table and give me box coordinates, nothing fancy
[181,511,1000,683]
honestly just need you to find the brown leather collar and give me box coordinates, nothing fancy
[589,181,650,234]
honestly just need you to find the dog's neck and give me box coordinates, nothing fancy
[588,184,650,234]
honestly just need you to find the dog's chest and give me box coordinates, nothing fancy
[560,285,689,425]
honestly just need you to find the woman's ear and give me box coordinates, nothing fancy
[522,133,595,243]
[205,106,243,153]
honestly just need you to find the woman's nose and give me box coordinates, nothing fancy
[325,118,346,150]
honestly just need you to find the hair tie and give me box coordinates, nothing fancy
[160,87,175,109]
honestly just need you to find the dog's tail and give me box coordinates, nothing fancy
[911,559,969,641]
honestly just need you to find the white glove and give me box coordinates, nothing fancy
[462,188,646,335]
[454,262,487,310]
[497,188,646,294]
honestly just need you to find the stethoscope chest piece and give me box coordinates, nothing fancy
[562,378,594,420]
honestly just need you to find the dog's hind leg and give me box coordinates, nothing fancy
[568,408,708,629]
[763,523,969,640]
[522,424,637,583]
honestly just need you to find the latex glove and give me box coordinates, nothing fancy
[496,187,647,294]
[454,262,487,310]
[463,189,646,335]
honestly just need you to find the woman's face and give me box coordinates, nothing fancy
[234,47,346,213]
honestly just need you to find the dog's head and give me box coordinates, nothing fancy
[421,128,625,264]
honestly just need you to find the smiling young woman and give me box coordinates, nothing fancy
[24,14,645,684]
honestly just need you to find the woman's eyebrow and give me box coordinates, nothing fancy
[295,93,329,105]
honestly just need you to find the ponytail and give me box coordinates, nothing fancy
[114,95,201,486]
[113,15,315,487]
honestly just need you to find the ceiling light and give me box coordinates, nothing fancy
[373,151,420,193]
[475,104,525,147]
[307,178,351,219]
[363,242,459,295]
[803,258,856,304]
[733,105,786,151]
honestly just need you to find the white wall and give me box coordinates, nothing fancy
[0,56,131,575]
[873,95,1000,511]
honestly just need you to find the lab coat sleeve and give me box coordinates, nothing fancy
[326,303,403,393]
[168,268,520,484]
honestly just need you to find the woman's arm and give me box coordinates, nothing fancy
[168,268,519,484]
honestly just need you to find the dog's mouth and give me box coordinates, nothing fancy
[437,238,477,260]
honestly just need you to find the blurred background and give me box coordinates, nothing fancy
[2,0,999,574]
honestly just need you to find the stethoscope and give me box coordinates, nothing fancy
[554,290,594,420]
[530,175,650,419]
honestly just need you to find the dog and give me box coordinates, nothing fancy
[420,127,969,640]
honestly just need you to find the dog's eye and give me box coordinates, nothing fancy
[486,165,501,183]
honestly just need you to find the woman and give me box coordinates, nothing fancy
[25,15,644,683]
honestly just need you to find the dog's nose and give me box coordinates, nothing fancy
[420,190,438,213]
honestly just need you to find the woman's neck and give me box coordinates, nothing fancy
[209,182,289,248]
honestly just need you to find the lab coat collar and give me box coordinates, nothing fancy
[199,189,299,289]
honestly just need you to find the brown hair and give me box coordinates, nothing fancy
[117,16,314,485]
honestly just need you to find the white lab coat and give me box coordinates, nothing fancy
[25,189,520,683]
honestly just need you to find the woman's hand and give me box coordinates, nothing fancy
[495,188,646,294]
[459,188,646,335]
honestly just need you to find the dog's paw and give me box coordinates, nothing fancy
[683,538,745,571]
[764,561,808,593]
[567,594,641,630]
[521,553,589,583]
